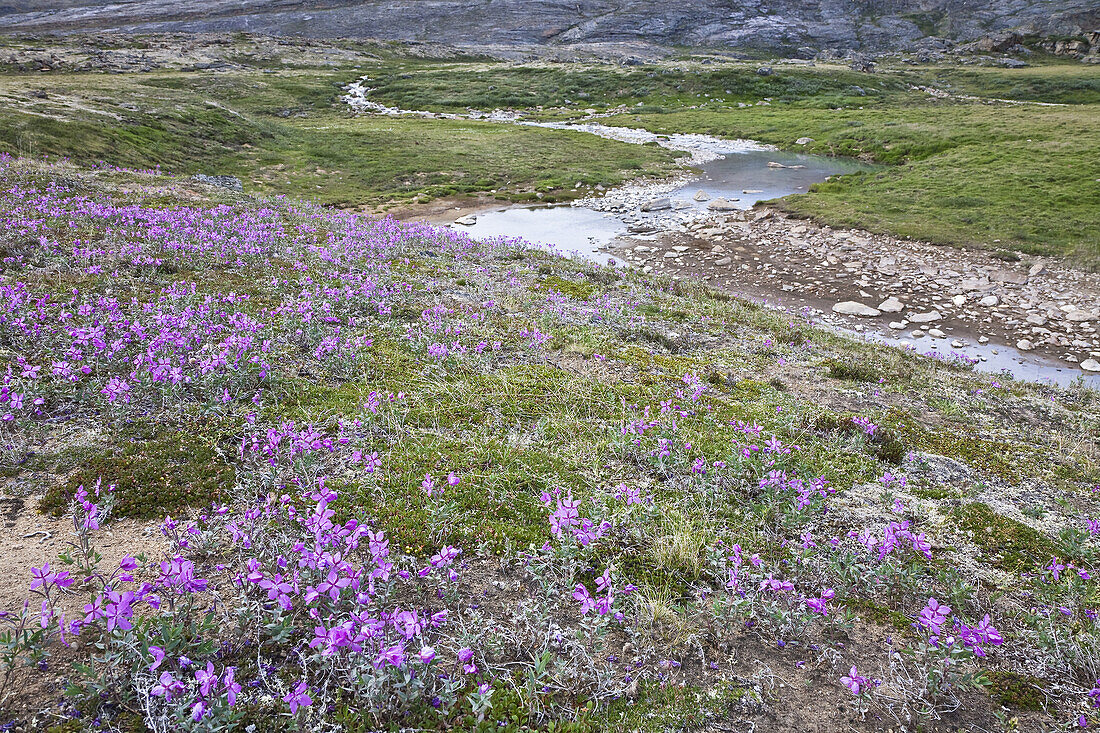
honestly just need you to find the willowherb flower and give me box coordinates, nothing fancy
[457,647,478,674]
[917,597,951,634]
[840,665,870,695]
[283,680,312,713]
[151,672,185,702]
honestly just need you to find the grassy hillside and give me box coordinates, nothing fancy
[0,155,1098,731]
[0,52,679,206]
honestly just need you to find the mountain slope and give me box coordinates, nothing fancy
[2,0,1097,53]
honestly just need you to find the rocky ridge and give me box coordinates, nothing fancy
[2,0,1097,55]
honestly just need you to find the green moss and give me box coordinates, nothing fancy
[40,430,235,519]
[594,682,747,732]
[887,411,1031,482]
[841,597,913,633]
[535,274,597,300]
[987,670,1047,711]
[950,502,1058,574]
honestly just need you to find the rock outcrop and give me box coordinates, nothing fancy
[2,0,1097,54]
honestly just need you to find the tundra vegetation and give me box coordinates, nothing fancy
[0,33,1098,733]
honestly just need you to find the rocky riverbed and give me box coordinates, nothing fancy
[606,203,1100,375]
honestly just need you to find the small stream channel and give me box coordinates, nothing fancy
[464,146,874,263]
[342,86,1099,388]
[459,147,1099,389]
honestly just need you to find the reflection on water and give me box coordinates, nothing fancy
[463,147,870,264]
[670,149,876,210]
[462,206,624,266]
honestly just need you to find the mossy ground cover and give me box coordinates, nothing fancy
[1,157,1098,730]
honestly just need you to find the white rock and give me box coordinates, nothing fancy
[979,295,999,307]
[1016,339,1034,351]
[641,197,672,212]
[1082,358,1100,372]
[878,297,905,313]
[714,257,732,266]
[454,214,477,226]
[911,330,925,339]
[951,340,965,348]
[795,137,814,145]
[832,301,881,317]
[978,336,989,344]
[909,311,942,323]
[952,295,967,307]
[888,321,906,330]
[693,190,711,201]
[708,198,740,211]
[929,329,946,338]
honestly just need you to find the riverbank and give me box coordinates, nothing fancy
[365,110,1100,382]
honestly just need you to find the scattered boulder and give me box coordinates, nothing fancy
[795,137,814,145]
[833,301,881,317]
[708,198,740,211]
[979,295,1000,307]
[693,190,711,202]
[1082,358,1100,372]
[453,214,477,226]
[191,174,243,191]
[641,197,672,212]
[1016,339,1034,351]
[877,297,904,313]
[909,311,941,323]
[849,54,876,73]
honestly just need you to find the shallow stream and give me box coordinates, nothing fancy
[460,146,1099,388]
